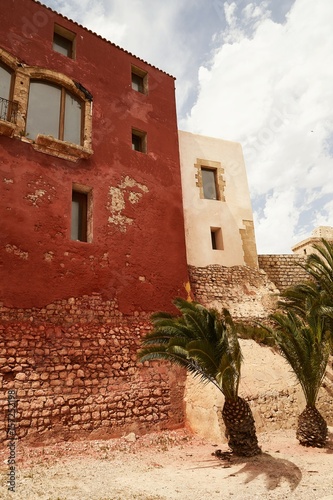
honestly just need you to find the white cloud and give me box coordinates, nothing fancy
[254,188,299,253]
[182,0,333,253]
[224,2,238,27]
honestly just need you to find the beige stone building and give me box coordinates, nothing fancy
[292,226,333,256]
[178,130,258,269]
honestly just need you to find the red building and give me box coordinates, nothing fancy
[0,0,188,441]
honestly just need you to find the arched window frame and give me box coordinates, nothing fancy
[26,78,84,145]
[0,47,93,162]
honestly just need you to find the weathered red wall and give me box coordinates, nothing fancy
[0,0,188,442]
[0,0,188,313]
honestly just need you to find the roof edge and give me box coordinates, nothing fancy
[33,0,176,79]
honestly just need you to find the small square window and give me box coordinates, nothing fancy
[211,227,223,250]
[71,185,92,242]
[53,24,76,59]
[202,168,219,200]
[131,66,148,94]
[132,128,147,153]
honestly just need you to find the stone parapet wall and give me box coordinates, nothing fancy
[0,294,185,443]
[258,254,309,291]
[188,264,279,320]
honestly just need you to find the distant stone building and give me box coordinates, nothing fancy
[292,226,333,256]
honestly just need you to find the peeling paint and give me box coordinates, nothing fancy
[44,251,54,262]
[3,178,13,184]
[25,189,46,206]
[107,176,148,232]
[25,177,56,206]
[5,244,28,260]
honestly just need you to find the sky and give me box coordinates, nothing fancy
[42,0,333,254]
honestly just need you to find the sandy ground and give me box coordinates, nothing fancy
[1,427,333,500]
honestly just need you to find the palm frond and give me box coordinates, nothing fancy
[267,309,330,406]
[137,298,242,400]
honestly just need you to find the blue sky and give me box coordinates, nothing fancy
[42,0,333,254]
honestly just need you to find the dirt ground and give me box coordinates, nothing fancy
[1,427,333,500]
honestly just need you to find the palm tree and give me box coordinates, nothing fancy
[281,238,333,351]
[138,298,261,457]
[265,304,330,447]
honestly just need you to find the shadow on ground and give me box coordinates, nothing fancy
[195,451,302,492]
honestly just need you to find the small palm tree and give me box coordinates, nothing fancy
[281,238,333,351]
[138,298,261,457]
[265,306,330,447]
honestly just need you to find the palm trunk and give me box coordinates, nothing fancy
[222,396,261,457]
[296,405,328,447]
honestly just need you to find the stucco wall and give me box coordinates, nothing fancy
[178,131,258,268]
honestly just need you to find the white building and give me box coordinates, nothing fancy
[178,130,258,268]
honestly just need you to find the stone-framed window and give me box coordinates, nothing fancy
[26,80,83,145]
[0,47,93,162]
[71,183,93,242]
[194,159,226,201]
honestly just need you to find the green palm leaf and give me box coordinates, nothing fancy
[138,297,241,400]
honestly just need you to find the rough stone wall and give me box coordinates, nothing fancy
[0,294,186,443]
[188,264,279,320]
[258,254,309,291]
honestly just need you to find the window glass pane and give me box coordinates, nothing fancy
[0,64,12,101]
[202,169,218,200]
[0,64,13,121]
[53,33,72,57]
[64,92,82,144]
[71,198,81,240]
[26,81,61,140]
[132,73,143,93]
[71,191,88,242]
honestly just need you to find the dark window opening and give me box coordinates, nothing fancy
[211,230,217,250]
[210,227,224,250]
[132,128,147,153]
[71,191,88,242]
[202,168,219,200]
